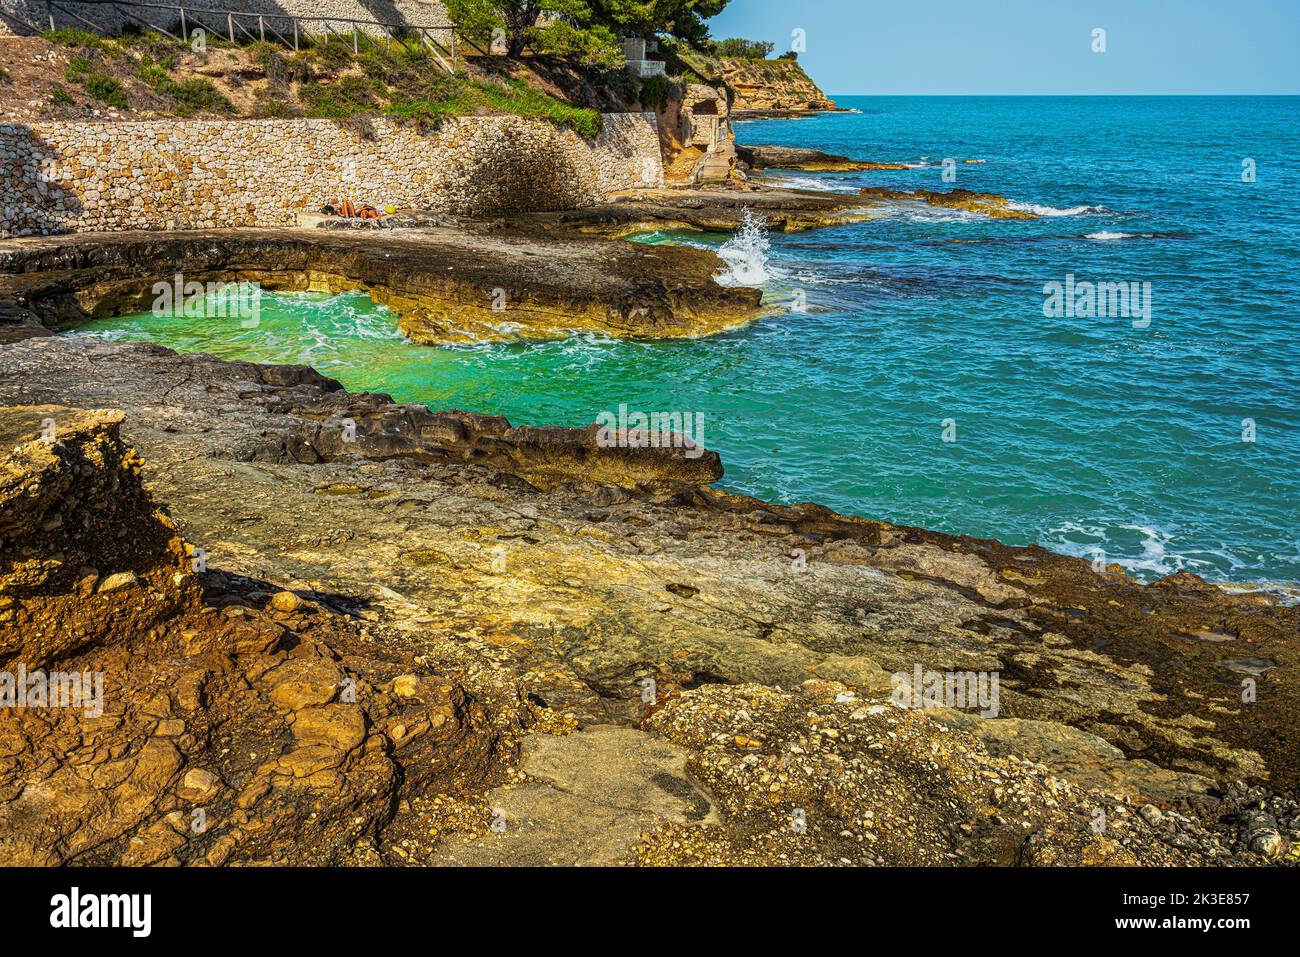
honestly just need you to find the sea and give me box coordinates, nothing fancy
[70,95,1300,587]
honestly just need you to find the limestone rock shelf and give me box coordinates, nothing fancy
[0,333,1297,865]
[0,226,761,345]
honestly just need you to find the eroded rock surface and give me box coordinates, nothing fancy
[0,402,527,865]
[0,227,761,346]
[1,336,1296,866]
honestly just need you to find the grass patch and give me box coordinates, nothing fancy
[83,74,128,109]
[50,85,74,106]
[168,77,233,116]
[36,29,599,133]
[381,76,602,138]
[64,53,128,108]
[64,55,92,84]
[252,96,297,119]
[293,39,602,137]
[303,74,383,118]
[470,76,602,138]
[44,27,120,54]
[379,77,603,138]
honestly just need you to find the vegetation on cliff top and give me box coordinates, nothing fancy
[446,0,732,62]
[12,4,760,134]
[29,27,602,137]
[708,37,775,59]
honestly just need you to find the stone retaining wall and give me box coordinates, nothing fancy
[0,113,662,236]
[2,1,451,37]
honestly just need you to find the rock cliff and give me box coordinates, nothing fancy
[718,58,838,116]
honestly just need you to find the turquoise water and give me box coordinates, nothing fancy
[72,96,1300,584]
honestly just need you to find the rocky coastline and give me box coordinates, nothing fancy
[0,181,1039,348]
[1,39,1296,869]
[1,320,1297,864]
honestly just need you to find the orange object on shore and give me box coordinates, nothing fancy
[323,197,384,219]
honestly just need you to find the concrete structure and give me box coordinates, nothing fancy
[621,37,665,78]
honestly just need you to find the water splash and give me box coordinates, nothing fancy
[715,209,772,286]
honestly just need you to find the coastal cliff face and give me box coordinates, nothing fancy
[718,58,837,115]
[1,332,1297,865]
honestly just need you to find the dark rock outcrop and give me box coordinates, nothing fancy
[0,227,763,345]
[0,405,191,669]
[737,144,910,172]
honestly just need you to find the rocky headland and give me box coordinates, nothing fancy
[0,181,1038,349]
[0,226,760,345]
[715,57,842,118]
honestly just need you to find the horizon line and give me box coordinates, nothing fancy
[826,92,1300,97]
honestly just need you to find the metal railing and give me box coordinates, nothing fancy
[32,1,458,72]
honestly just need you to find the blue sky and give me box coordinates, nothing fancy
[705,0,1300,95]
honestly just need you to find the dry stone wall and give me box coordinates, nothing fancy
[2,1,452,36]
[0,113,662,236]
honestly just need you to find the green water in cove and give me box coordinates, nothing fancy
[71,96,1300,587]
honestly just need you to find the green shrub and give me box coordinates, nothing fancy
[83,74,128,109]
[114,27,180,50]
[309,37,356,69]
[253,96,296,118]
[637,74,670,110]
[711,38,775,60]
[170,77,233,116]
[303,74,382,118]
[50,85,75,105]
[137,61,169,86]
[64,55,92,83]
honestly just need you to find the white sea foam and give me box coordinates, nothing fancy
[1218,582,1300,607]
[715,209,774,286]
[1009,201,1110,217]
[1045,521,1199,580]
[67,327,133,342]
[1084,231,1155,241]
[873,200,982,223]
[757,173,858,193]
